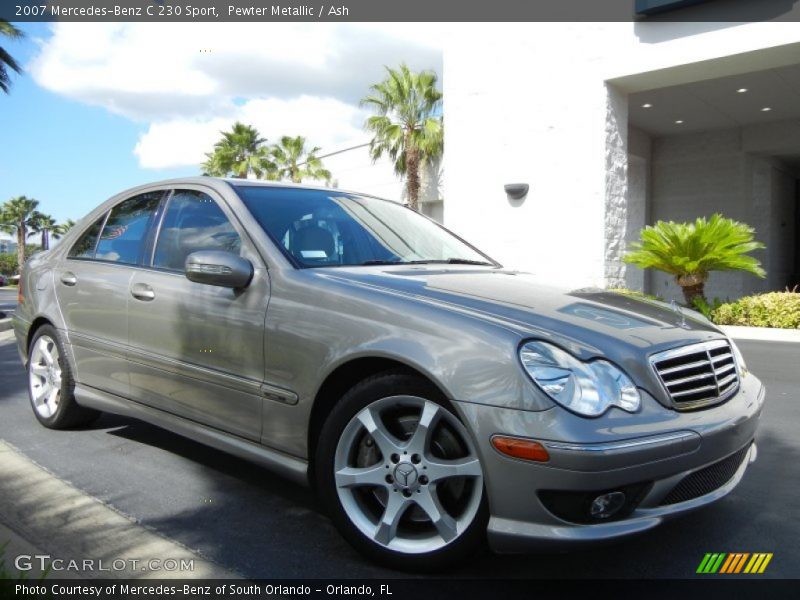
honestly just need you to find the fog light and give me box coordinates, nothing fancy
[589,491,626,519]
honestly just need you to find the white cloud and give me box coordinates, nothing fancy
[134,95,367,169]
[29,22,443,176]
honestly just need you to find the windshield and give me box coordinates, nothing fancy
[234,185,498,268]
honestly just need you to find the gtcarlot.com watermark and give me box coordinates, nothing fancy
[14,554,195,573]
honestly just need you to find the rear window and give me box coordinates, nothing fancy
[68,214,106,259]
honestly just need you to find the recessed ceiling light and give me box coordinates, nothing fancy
[675,120,684,124]
[761,107,772,112]
[642,103,653,108]
[737,88,748,93]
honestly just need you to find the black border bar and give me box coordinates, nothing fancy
[6,579,800,600]
[4,0,800,22]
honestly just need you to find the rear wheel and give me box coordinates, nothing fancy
[315,372,487,571]
[28,325,99,429]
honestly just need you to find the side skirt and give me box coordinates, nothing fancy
[74,384,309,487]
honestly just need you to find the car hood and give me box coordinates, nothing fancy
[316,266,728,403]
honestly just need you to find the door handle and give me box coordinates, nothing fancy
[131,283,155,301]
[60,272,77,286]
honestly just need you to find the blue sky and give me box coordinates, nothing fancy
[0,24,189,230]
[0,22,442,240]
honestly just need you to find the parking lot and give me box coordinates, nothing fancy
[0,334,798,578]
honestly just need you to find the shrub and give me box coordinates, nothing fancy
[624,214,765,305]
[711,291,800,329]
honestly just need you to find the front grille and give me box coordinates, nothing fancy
[660,444,751,505]
[650,339,739,410]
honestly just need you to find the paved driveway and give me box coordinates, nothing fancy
[0,288,16,315]
[0,336,797,578]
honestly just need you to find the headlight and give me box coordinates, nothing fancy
[729,339,749,379]
[519,341,641,417]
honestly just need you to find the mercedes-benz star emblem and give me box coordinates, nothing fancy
[393,463,418,489]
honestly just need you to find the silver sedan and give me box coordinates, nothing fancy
[13,178,764,570]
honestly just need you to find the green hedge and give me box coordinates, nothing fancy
[712,292,800,329]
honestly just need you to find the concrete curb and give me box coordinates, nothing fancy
[721,325,800,343]
[0,440,241,580]
[0,318,12,333]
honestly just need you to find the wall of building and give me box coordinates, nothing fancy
[443,22,800,291]
[642,125,798,302]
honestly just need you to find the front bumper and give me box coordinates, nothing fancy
[453,373,765,553]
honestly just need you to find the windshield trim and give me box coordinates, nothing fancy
[230,184,502,270]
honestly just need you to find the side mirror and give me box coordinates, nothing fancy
[185,250,253,289]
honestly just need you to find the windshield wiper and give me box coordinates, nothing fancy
[404,258,495,266]
[359,258,495,266]
[441,258,495,265]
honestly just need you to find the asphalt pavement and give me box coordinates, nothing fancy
[0,287,16,318]
[0,334,798,579]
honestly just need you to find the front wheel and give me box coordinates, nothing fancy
[315,372,488,571]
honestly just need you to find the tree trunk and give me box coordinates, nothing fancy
[16,225,25,273]
[406,144,421,212]
[42,230,50,251]
[676,273,706,306]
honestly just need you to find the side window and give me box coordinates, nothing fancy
[67,214,107,259]
[94,192,162,265]
[152,190,242,272]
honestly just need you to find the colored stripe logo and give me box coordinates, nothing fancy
[697,553,773,574]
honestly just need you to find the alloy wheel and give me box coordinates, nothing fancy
[29,335,63,419]
[334,395,483,554]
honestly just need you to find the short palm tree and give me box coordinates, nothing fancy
[361,64,443,211]
[624,214,765,305]
[202,122,275,179]
[0,19,22,94]
[269,136,331,184]
[28,213,64,250]
[0,196,40,272]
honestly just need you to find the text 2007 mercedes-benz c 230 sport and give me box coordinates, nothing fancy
[13,178,764,570]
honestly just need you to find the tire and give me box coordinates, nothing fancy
[27,324,100,429]
[315,371,488,571]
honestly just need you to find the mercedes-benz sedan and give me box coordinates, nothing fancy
[13,178,764,570]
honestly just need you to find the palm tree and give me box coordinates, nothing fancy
[624,214,766,305]
[28,213,65,250]
[202,122,274,179]
[361,64,443,211]
[269,136,332,184]
[0,20,23,94]
[57,219,76,235]
[0,196,40,271]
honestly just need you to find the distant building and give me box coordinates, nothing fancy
[0,238,17,254]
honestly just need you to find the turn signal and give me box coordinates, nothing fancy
[491,435,550,462]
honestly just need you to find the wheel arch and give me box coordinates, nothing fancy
[307,356,452,467]
[27,316,55,352]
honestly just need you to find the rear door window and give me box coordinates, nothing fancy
[94,192,163,265]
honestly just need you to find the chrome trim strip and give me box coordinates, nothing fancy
[543,431,696,453]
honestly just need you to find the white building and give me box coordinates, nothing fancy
[443,19,800,302]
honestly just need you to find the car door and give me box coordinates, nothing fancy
[55,191,164,398]
[126,187,269,442]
